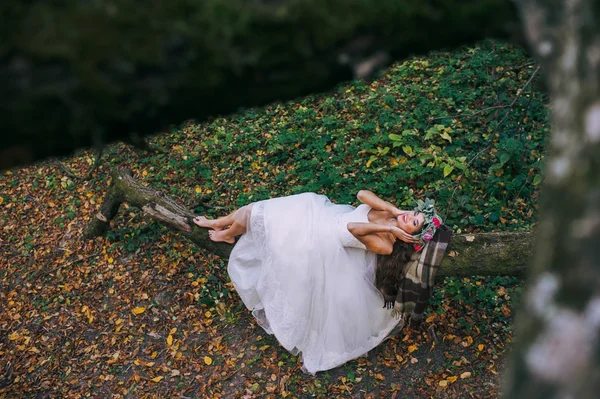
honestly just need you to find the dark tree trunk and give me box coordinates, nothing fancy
[503,1,600,398]
[86,168,533,277]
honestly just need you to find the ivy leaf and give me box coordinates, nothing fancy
[500,152,511,164]
[440,132,453,143]
[388,133,402,141]
[402,145,414,157]
[489,212,500,222]
[366,155,377,168]
[443,164,454,177]
[425,127,437,141]
[533,174,543,185]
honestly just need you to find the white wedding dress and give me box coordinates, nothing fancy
[228,193,399,374]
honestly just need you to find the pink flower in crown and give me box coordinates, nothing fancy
[414,244,422,252]
[432,217,441,228]
[423,233,433,241]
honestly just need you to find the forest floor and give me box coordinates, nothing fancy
[0,40,544,398]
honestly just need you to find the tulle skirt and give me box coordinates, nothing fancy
[227,193,399,374]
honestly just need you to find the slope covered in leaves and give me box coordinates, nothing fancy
[0,40,545,397]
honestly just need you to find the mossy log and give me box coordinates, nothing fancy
[0,0,520,169]
[86,168,532,276]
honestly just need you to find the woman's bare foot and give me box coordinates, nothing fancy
[193,216,223,231]
[208,230,235,244]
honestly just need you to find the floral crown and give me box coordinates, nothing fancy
[412,198,442,252]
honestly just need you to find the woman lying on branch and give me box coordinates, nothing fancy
[193,190,451,374]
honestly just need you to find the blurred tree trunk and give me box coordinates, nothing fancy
[503,1,600,398]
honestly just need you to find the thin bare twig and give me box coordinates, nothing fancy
[427,104,512,124]
[55,146,105,181]
[445,66,541,213]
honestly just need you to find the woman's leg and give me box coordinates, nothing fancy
[193,204,253,243]
[193,213,236,231]
[207,221,247,243]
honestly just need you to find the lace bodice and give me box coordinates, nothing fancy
[338,204,371,250]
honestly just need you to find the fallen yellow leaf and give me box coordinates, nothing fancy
[447,376,458,383]
[439,380,448,387]
[167,335,173,346]
[375,374,385,381]
[150,376,164,383]
[478,344,484,351]
[195,187,201,193]
[131,307,146,315]
[460,372,472,379]
[462,336,473,347]
[408,345,418,353]
[204,356,213,365]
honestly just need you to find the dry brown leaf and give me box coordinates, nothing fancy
[462,336,473,347]
[131,307,146,315]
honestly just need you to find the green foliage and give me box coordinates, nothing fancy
[429,276,522,337]
[148,39,547,233]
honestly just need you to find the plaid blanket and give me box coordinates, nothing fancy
[391,225,452,327]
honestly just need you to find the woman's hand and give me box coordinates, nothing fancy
[390,207,404,218]
[390,226,418,244]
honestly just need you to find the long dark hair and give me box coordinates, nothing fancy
[375,240,416,300]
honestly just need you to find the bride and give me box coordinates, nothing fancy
[193,190,443,374]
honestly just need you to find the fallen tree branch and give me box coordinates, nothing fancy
[54,147,105,181]
[86,168,532,276]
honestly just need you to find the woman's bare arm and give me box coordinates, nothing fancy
[357,190,403,216]
[347,222,396,255]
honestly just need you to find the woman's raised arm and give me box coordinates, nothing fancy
[357,190,403,216]
[347,222,395,255]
